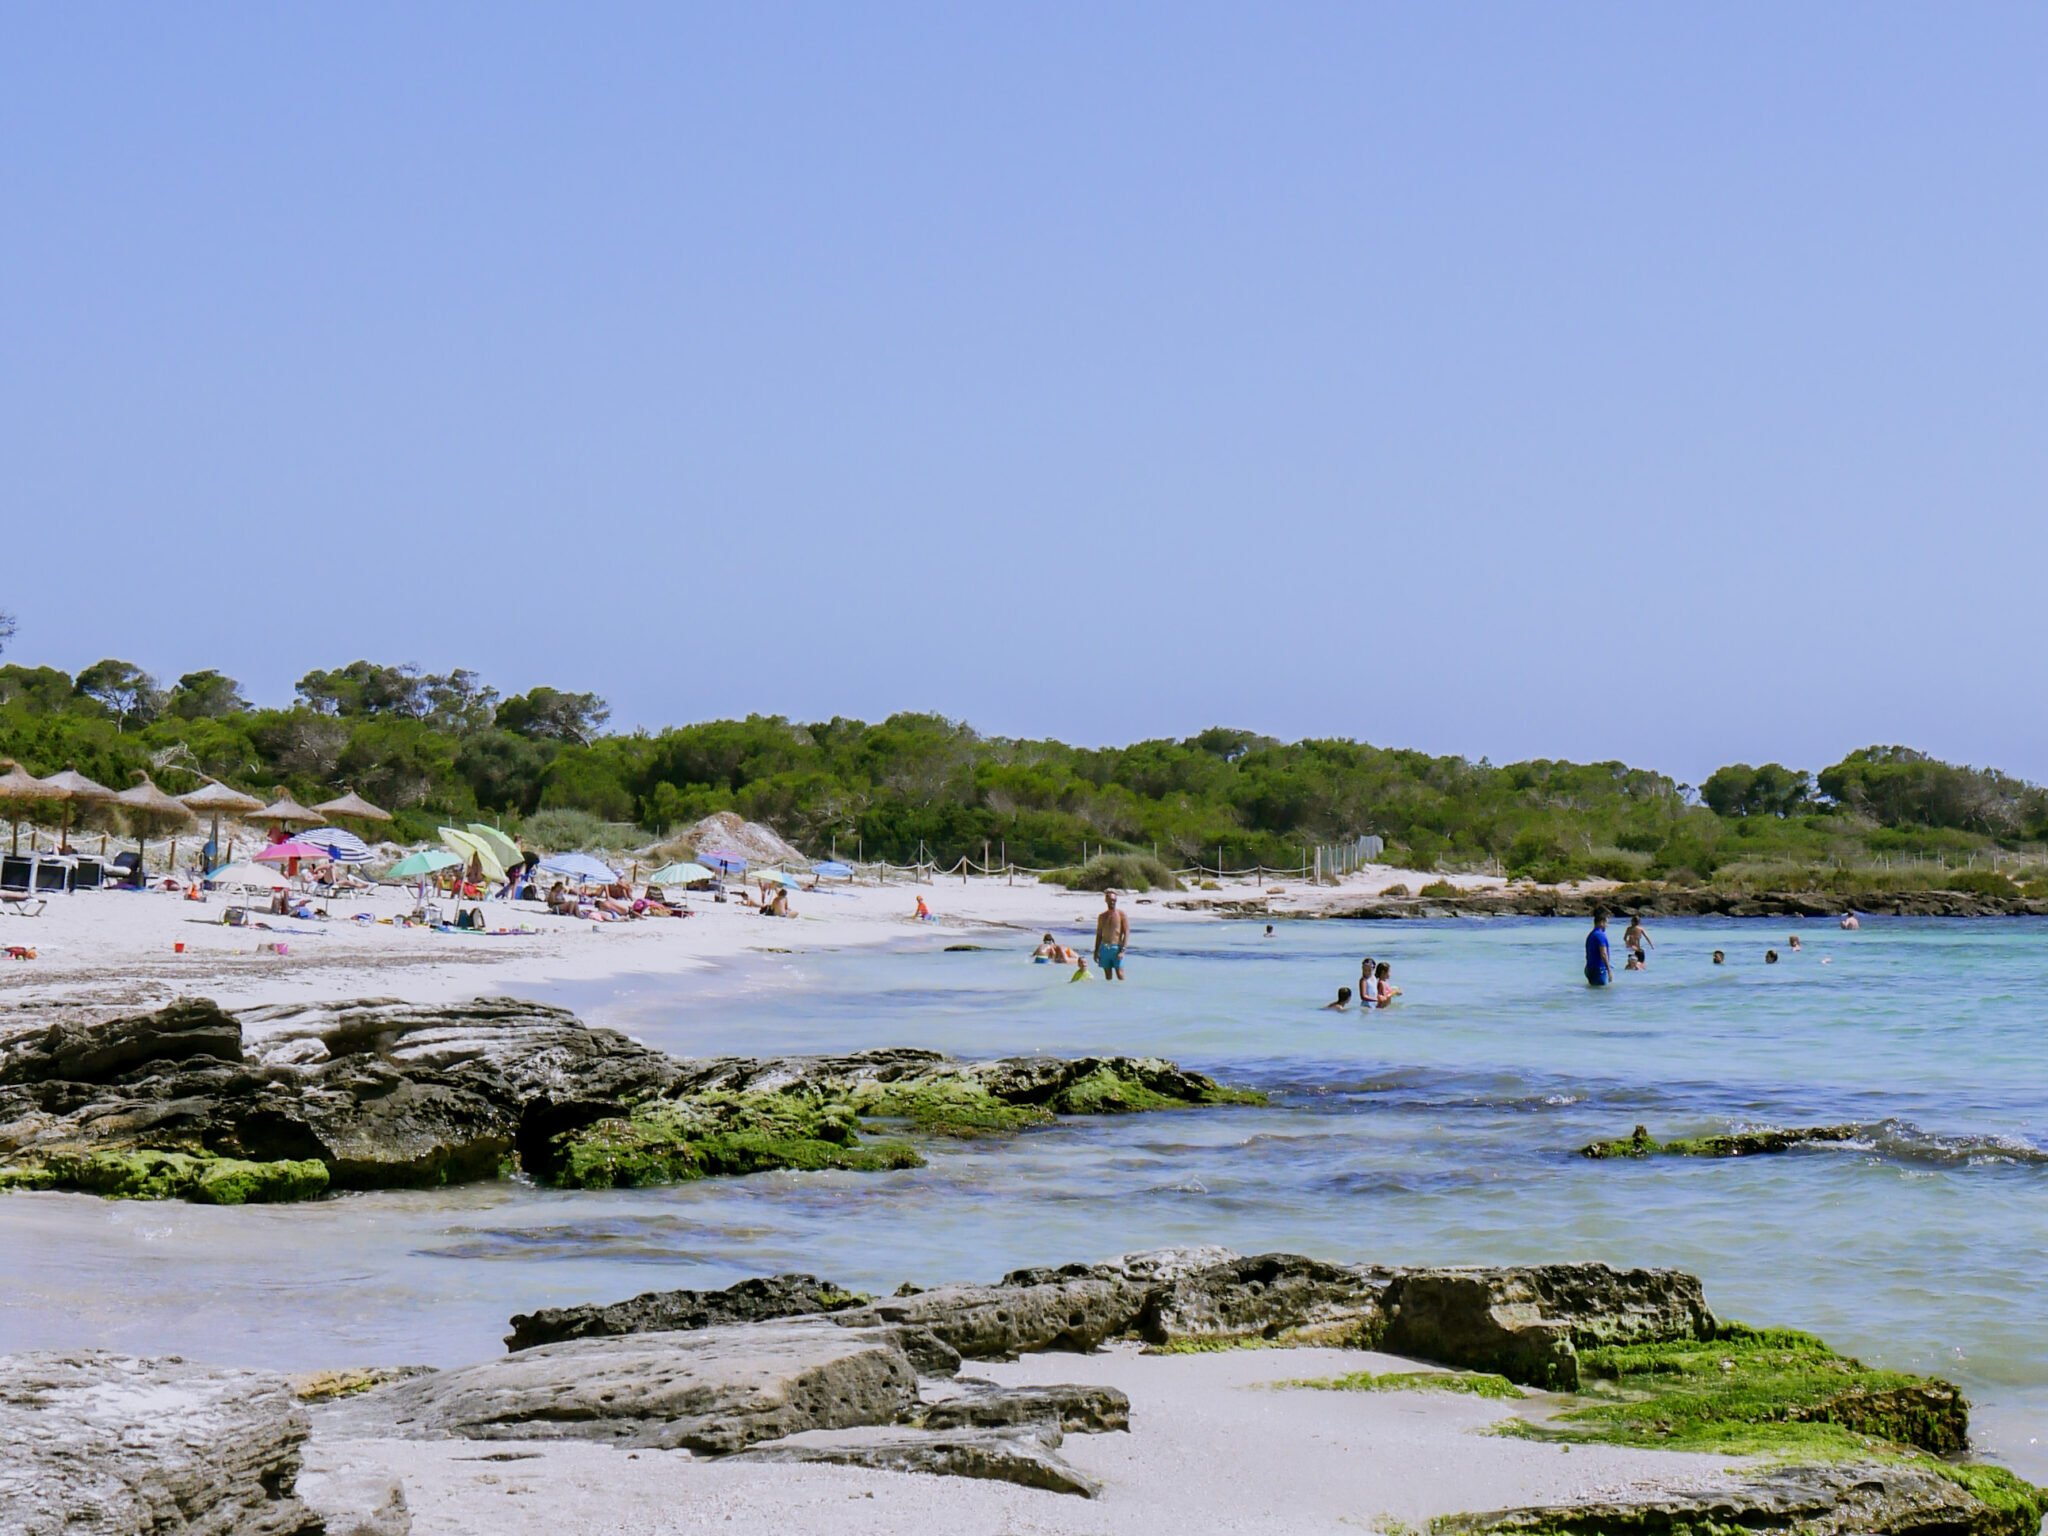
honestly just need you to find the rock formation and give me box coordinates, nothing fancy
[0,998,1260,1201]
[0,1350,321,1536]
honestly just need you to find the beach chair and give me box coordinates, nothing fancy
[0,858,27,896]
[0,894,44,917]
[71,858,105,890]
[33,859,73,894]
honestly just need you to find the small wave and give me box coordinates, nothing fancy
[1852,1118,2048,1170]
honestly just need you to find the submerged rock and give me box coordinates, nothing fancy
[1441,1460,2041,1536]
[1582,1122,1865,1159]
[0,1000,1261,1201]
[0,1349,320,1536]
[507,1273,871,1351]
[320,1319,921,1454]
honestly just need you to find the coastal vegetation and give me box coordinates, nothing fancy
[3,654,2047,894]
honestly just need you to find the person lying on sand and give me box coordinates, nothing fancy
[1323,986,1353,1010]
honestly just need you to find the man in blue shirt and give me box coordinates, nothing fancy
[1584,913,1612,987]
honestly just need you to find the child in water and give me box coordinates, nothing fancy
[1323,986,1352,1010]
[1373,961,1401,1006]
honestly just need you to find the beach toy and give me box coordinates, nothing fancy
[174,942,184,953]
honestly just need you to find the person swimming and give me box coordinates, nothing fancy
[1788,935,1802,951]
[1839,912,1860,930]
[1765,949,1779,964]
[1032,933,1059,961]
[1624,948,1645,971]
[1323,986,1352,1010]
[1712,949,1726,965]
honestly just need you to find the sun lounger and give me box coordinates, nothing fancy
[0,857,27,896]
[1,894,44,917]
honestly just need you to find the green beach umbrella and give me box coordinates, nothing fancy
[647,861,715,886]
[387,848,461,879]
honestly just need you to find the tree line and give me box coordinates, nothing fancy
[1,647,2043,877]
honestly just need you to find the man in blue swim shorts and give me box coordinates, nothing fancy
[1095,889,1129,980]
[1584,912,1612,987]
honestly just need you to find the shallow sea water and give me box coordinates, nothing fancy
[5,914,2044,1472]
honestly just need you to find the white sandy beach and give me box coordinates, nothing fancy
[0,864,1508,1019]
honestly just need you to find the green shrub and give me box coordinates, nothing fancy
[517,808,640,852]
[1418,880,1460,898]
[1041,854,1183,892]
[1945,868,2020,899]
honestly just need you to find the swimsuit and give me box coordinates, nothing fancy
[1095,942,1123,971]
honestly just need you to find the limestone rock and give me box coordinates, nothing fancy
[920,1381,1130,1434]
[1442,1461,2016,1536]
[729,1424,1101,1498]
[1139,1252,1394,1348]
[506,1273,867,1351]
[834,1275,1148,1358]
[0,1348,318,1536]
[1378,1264,1715,1389]
[293,1466,411,1536]
[321,1320,919,1454]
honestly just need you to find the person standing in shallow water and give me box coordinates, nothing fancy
[1584,913,1613,987]
[1095,890,1130,980]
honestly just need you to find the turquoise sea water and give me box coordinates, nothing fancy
[4,915,2043,1473]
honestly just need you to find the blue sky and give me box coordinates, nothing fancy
[4,5,2045,785]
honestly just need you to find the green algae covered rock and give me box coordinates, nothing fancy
[1517,1322,1969,1458]
[1581,1122,1862,1159]
[553,1091,923,1190]
[0,1149,329,1204]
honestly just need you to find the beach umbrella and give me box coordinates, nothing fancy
[754,868,802,888]
[205,859,290,891]
[310,789,392,824]
[464,823,521,869]
[813,861,853,879]
[646,861,715,887]
[0,760,61,856]
[37,768,116,852]
[537,851,618,884]
[254,840,328,862]
[440,827,506,884]
[253,794,324,842]
[387,848,461,879]
[179,780,266,871]
[114,773,196,882]
[300,827,373,864]
[701,849,747,875]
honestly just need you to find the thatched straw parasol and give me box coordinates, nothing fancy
[37,767,117,853]
[115,773,196,882]
[311,789,392,823]
[0,761,61,856]
[180,780,267,871]
[254,794,323,826]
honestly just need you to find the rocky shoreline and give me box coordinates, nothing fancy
[1182,888,2048,920]
[0,997,1261,1201]
[11,1246,2043,1535]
